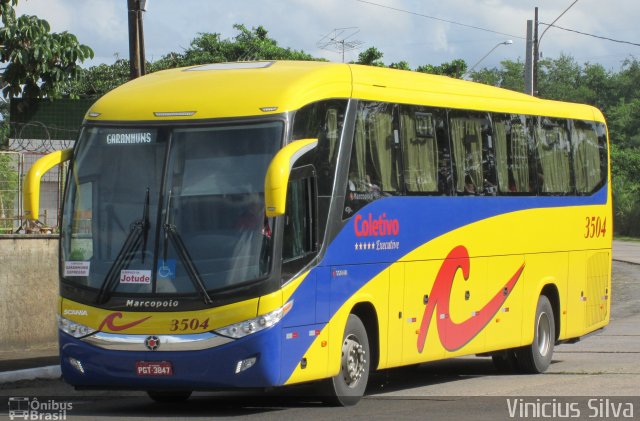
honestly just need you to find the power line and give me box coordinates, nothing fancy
[539,0,579,44]
[355,0,525,40]
[540,22,640,48]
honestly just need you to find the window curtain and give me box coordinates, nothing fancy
[349,113,368,191]
[401,112,437,192]
[572,124,601,193]
[325,108,338,163]
[283,181,304,260]
[493,121,509,192]
[367,109,396,191]
[535,123,571,193]
[450,118,482,193]
[510,122,530,192]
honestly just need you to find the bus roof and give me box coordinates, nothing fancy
[86,60,605,123]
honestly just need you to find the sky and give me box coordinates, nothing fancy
[13,0,640,72]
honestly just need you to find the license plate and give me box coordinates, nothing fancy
[135,361,173,376]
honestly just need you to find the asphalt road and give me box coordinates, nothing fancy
[1,259,639,421]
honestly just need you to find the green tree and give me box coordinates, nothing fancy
[67,24,322,98]
[468,59,524,92]
[610,146,640,237]
[389,61,410,71]
[0,151,17,232]
[416,59,467,78]
[0,0,94,99]
[608,98,640,149]
[356,47,385,67]
[67,59,130,98]
[175,24,318,67]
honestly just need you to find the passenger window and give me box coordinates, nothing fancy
[533,118,574,194]
[292,100,347,197]
[493,114,535,194]
[572,120,605,194]
[449,112,495,195]
[399,106,439,194]
[596,122,609,187]
[344,102,400,216]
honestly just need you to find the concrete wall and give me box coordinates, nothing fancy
[0,235,59,358]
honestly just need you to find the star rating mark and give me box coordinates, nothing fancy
[354,242,376,251]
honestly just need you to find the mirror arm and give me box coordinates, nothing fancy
[23,148,74,227]
[264,138,318,217]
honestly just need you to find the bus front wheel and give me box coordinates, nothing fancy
[323,314,370,406]
[516,295,555,373]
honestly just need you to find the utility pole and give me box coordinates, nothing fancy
[533,7,539,96]
[138,1,146,76]
[127,0,147,80]
[524,20,534,95]
[531,1,579,96]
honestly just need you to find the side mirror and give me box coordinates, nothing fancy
[264,138,317,217]
[24,148,73,222]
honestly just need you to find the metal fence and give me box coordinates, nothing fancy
[0,150,67,234]
[0,98,89,233]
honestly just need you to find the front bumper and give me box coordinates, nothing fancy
[59,325,283,390]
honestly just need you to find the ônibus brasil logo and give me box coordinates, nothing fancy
[353,213,399,237]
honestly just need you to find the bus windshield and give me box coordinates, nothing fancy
[61,121,283,300]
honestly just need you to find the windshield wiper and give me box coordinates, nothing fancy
[140,188,150,263]
[162,193,213,305]
[95,188,150,305]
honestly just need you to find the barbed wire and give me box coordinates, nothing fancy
[4,121,76,153]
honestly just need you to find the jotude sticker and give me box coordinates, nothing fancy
[120,270,152,284]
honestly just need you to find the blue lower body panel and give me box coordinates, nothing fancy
[59,327,283,390]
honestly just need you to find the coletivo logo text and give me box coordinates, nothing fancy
[353,213,399,237]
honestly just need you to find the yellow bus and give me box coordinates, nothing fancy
[26,61,611,405]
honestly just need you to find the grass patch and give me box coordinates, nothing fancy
[614,236,640,243]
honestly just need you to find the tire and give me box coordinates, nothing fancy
[323,314,370,406]
[491,351,518,373]
[516,295,555,373]
[146,390,192,403]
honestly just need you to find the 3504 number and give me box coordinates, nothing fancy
[584,216,607,239]
[169,318,210,332]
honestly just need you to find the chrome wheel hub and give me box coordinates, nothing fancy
[342,334,366,387]
[537,312,551,357]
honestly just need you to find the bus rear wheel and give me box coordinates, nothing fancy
[323,314,370,406]
[146,390,192,403]
[516,295,555,373]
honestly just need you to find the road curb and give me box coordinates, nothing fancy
[613,258,640,266]
[0,365,61,384]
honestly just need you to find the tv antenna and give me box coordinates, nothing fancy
[317,27,363,62]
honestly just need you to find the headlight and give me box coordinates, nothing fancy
[215,301,293,339]
[57,315,96,338]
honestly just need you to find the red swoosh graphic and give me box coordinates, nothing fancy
[98,312,151,332]
[417,245,525,353]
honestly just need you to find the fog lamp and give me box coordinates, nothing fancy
[235,357,257,374]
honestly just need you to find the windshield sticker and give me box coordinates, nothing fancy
[64,261,90,277]
[120,270,152,284]
[104,132,155,145]
[157,259,176,281]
